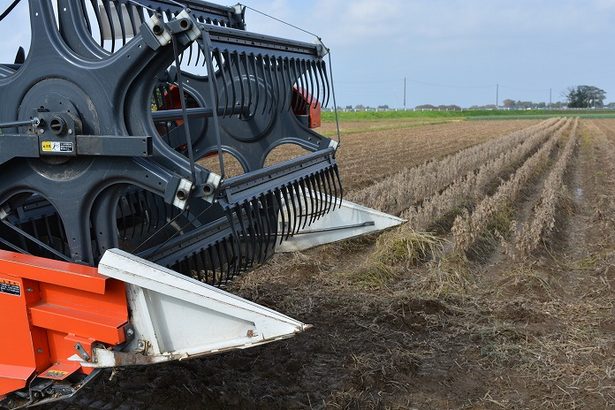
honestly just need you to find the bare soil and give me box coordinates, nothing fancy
[47,119,615,410]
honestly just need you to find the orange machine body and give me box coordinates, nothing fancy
[0,251,129,397]
[292,88,321,129]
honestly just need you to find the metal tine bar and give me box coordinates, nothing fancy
[257,55,270,115]
[259,194,274,255]
[242,200,258,263]
[224,208,244,274]
[290,182,303,234]
[306,60,317,108]
[313,171,326,219]
[186,252,196,281]
[321,60,331,108]
[192,249,204,280]
[233,52,246,116]
[213,51,229,117]
[261,194,277,257]
[279,57,290,113]
[297,59,307,106]
[280,185,294,240]
[265,193,280,252]
[80,0,93,33]
[213,242,224,286]
[262,55,273,114]
[298,178,310,231]
[125,2,139,36]
[220,237,232,283]
[300,60,310,110]
[112,0,127,46]
[272,189,285,244]
[224,50,237,117]
[267,56,277,113]
[199,250,211,284]
[206,245,218,286]
[311,60,321,109]
[294,59,305,110]
[273,57,284,113]
[302,175,315,226]
[249,54,260,117]
[194,41,202,66]
[195,249,207,284]
[303,59,314,107]
[305,174,318,225]
[231,206,250,272]
[90,0,106,49]
[186,39,194,66]
[136,190,147,239]
[235,205,252,270]
[333,163,344,204]
[290,59,302,112]
[250,197,266,263]
[101,1,116,53]
[322,168,335,215]
[326,165,339,210]
[322,169,333,215]
[241,53,252,116]
[316,60,329,108]
[235,203,254,269]
[311,172,323,221]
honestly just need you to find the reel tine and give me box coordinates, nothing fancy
[224,50,237,116]
[232,52,246,116]
[278,57,289,111]
[316,60,328,108]
[257,55,268,115]
[224,208,244,274]
[101,1,116,53]
[323,167,335,214]
[296,59,306,108]
[311,60,321,109]
[249,54,261,117]
[273,188,285,244]
[321,60,331,108]
[305,174,318,225]
[313,171,325,220]
[125,2,139,36]
[241,201,257,269]
[260,194,276,256]
[289,58,300,112]
[251,197,266,263]
[333,163,344,206]
[290,181,303,234]
[273,57,284,113]
[206,245,218,286]
[80,0,92,33]
[242,53,252,116]
[214,50,229,117]
[90,0,105,49]
[113,0,127,46]
[308,59,317,107]
[296,178,309,229]
[281,185,295,239]
[265,55,276,114]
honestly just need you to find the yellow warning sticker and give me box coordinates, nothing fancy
[41,141,54,152]
[41,141,74,153]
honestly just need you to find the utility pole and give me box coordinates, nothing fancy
[403,77,407,110]
[495,83,499,109]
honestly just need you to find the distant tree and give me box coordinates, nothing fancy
[502,99,515,109]
[415,104,435,110]
[606,102,615,109]
[345,105,353,110]
[354,104,365,111]
[377,105,390,110]
[566,85,606,108]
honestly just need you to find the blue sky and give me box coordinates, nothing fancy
[2,0,614,108]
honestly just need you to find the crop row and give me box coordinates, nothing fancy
[402,118,570,231]
[349,118,564,215]
[451,118,574,252]
[510,118,579,256]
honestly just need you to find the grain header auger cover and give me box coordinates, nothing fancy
[0,0,342,406]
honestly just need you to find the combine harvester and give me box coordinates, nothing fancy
[0,1,403,407]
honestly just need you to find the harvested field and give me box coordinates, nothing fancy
[49,118,615,409]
